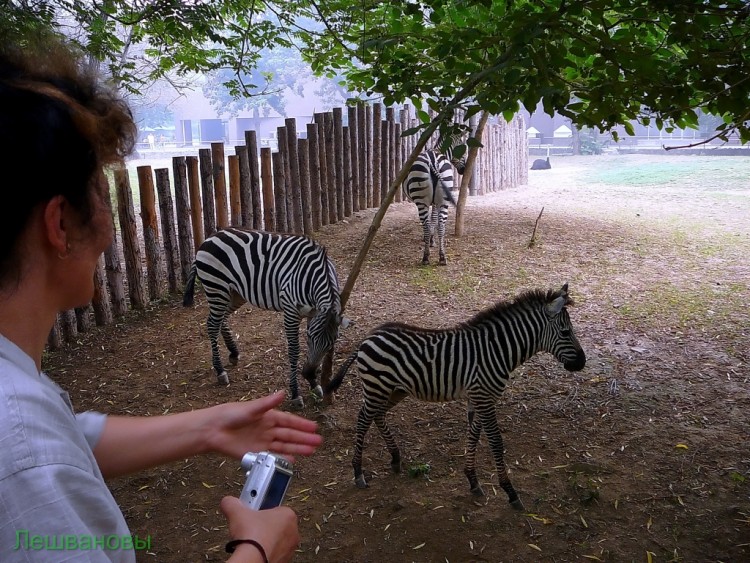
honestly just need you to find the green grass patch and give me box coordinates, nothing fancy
[580,156,750,192]
[408,266,481,298]
[615,279,748,331]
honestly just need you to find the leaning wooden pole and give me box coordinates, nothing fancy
[326,61,514,399]
[455,110,490,237]
[340,119,441,310]
[321,117,442,403]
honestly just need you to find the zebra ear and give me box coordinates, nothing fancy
[546,295,566,316]
[547,283,572,316]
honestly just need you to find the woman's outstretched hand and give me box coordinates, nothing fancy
[204,391,323,461]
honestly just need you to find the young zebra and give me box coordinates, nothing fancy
[403,149,465,266]
[324,284,586,510]
[183,228,348,408]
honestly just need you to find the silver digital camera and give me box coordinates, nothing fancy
[238,452,294,510]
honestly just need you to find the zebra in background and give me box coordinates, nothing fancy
[183,228,349,408]
[324,284,586,511]
[403,149,464,266]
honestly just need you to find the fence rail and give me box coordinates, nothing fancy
[49,103,528,347]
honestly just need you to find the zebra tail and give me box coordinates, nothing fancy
[182,264,197,307]
[441,183,457,207]
[323,349,359,396]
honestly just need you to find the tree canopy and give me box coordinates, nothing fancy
[4,0,749,143]
[300,0,750,143]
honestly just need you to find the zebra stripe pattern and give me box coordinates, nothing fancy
[324,284,586,510]
[184,228,345,408]
[435,132,468,175]
[403,149,462,265]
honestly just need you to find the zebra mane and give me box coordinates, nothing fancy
[375,288,571,334]
[463,287,572,328]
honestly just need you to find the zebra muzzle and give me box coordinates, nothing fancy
[564,351,587,372]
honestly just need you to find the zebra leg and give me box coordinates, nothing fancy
[437,204,448,266]
[477,403,525,511]
[417,203,431,264]
[220,312,239,367]
[352,404,376,488]
[222,289,245,366]
[207,308,229,385]
[464,403,485,496]
[283,312,305,409]
[374,390,407,473]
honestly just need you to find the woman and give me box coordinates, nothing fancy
[0,37,321,562]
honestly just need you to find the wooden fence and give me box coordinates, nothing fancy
[48,104,528,348]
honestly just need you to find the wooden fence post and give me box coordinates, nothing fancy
[394,121,402,203]
[348,104,360,213]
[285,118,307,235]
[323,112,338,224]
[59,309,77,342]
[306,123,322,231]
[186,156,204,251]
[92,255,113,326]
[342,125,352,217]
[172,156,195,283]
[137,165,166,301]
[228,154,242,226]
[102,176,127,316]
[357,102,368,210]
[277,127,295,233]
[272,151,288,232]
[332,108,345,220]
[260,147,275,231]
[371,104,382,206]
[48,316,62,349]
[75,306,93,333]
[380,111,390,206]
[245,130,263,230]
[314,113,330,226]
[298,137,313,235]
[198,148,217,237]
[113,168,146,310]
[155,168,180,293]
[211,142,229,229]
[236,145,253,228]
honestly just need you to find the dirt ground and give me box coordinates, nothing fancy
[46,154,749,562]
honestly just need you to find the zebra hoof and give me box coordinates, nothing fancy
[355,475,368,489]
[438,258,447,266]
[312,385,324,399]
[228,353,239,366]
[421,258,430,266]
[510,498,526,511]
[217,372,229,386]
[391,462,401,474]
[470,485,485,497]
[290,396,305,410]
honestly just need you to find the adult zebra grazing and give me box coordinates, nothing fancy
[324,284,586,510]
[183,228,348,408]
[403,149,466,266]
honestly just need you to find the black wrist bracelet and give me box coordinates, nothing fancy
[225,538,269,562]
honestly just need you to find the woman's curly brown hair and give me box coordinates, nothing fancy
[0,35,137,286]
